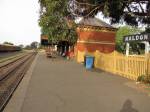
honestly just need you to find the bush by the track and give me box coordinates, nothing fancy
[0,44,21,52]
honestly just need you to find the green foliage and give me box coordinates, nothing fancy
[137,75,150,83]
[116,26,141,44]
[18,44,24,48]
[38,0,77,44]
[24,42,38,50]
[137,75,146,83]
[116,26,142,53]
[3,42,14,45]
[24,45,32,50]
[30,42,38,49]
[145,27,150,33]
[74,0,150,26]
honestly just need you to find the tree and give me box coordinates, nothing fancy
[18,44,24,48]
[38,0,77,44]
[3,42,14,45]
[24,45,32,50]
[116,26,142,53]
[30,42,38,49]
[145,27,150,33]
[68,0,150,26]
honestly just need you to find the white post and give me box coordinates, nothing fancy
[126,42,130,56]
[145,42,150,54]
[69,46,71,51]
[54,45,57,51]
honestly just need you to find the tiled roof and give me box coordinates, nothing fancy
[79,18,114,28]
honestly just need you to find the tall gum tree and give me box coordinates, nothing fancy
[39,0,77,44]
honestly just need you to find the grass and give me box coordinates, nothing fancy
[0,51,25,63]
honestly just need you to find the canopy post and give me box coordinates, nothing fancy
[145,42,150,54]
[126,42,130,56]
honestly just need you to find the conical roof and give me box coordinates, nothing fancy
[79,18,114,29]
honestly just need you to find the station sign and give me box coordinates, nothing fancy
[123,33,150,42]
[41,35,49,45]
[41,35,48,40]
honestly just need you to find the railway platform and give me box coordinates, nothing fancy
[3,52,150,112]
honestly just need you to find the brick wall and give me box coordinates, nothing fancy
[76,29,116,53]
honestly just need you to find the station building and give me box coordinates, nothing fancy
[75,18,117,62]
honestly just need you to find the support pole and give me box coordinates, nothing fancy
[145,42,150,54]
[126,42,130,56]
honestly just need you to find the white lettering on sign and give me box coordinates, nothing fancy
[140,35,143,40]
[128,36,131,41]
[125,37,128,42]
[136,35,139,40]
[124,33,150,42]
[144,34,148,40]
[132,36,135,40]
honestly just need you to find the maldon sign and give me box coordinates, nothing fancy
[124,34,150,42]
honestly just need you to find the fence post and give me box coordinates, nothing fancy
[148,55,150,77]
[113,51,116,74]
[94,50,97,68]
[146,54,150,80]
[126,42,130,56]
[125,54,128,77]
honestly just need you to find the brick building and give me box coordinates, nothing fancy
[75,18,117,62]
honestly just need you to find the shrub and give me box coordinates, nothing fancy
[137,75,150,83]
[137,75,146,82]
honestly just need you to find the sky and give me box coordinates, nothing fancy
[0,0,109,46]
[0,0,41,46]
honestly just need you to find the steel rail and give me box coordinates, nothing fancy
[0,52,37,111]
[0,53,32,81]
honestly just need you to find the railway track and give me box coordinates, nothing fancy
[0,52,37,111]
